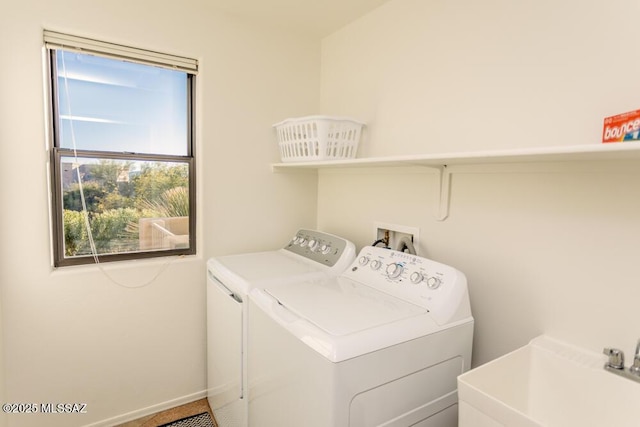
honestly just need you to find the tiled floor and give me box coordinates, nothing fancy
[115,398,217,427]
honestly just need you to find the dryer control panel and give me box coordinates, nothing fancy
[342,246,471,326]
[284,229,356,271]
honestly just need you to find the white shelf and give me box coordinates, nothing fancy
[271,143,640,221]
[271,143,640,170]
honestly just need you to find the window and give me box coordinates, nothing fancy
[45,31,197,266]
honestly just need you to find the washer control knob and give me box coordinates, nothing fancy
[426,276,442,289]
[370,260,382,270]
[320,244,331,254]
[308,239,319,251]
[298,237,308,247]
[386,263,404,279]
[359,256,370,266]
[410,272,424,284]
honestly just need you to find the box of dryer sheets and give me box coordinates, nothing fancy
[602,109,640,143]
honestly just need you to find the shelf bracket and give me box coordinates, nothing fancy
[434,165,451,221]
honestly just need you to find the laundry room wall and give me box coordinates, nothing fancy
[317,0,640,366]
[0,1,318,426]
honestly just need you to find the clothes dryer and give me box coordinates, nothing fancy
[206,229,355,426]
[248,246,474,427]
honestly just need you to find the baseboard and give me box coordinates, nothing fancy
[82,390,207,427]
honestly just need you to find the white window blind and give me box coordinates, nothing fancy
[44,30,198,74]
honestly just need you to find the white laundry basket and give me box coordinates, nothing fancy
[273,116,364,162]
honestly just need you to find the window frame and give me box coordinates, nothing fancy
[46,39,197,267]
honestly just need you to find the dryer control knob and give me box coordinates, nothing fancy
[320,244,331,254]
[426,276,442,289]
[298,237,308,247]
[359,256,370,266]
[386,263,404,279]
[410,272,424,284]
[370,260,382,270]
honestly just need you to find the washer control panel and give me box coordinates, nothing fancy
[344,246,470,325]
[284,229,355,268]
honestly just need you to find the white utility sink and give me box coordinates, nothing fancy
[458,335,640,427]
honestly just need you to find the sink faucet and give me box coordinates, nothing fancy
[630,339,640,375]
[603,347,625,369]
[603,339,640,383]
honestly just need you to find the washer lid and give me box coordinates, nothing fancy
[265,277,426,337]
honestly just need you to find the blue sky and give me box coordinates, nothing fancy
[56,51,188,156]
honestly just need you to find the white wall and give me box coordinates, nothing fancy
[319,0,640,366]
[321,0,640,156]
[0,1,319,426]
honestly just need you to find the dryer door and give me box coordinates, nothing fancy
[207,270,243,410]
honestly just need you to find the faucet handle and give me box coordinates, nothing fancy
[603,347,625,369]
[630,340,640,375]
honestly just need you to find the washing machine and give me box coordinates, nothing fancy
[247,245,474,427]
[206,229,356,427]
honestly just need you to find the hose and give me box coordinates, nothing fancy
[396,236,416,255]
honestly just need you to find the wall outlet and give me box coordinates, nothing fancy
[373,222,420,254]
